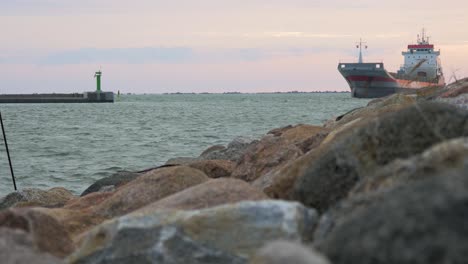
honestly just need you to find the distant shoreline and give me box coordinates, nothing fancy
[0,91,351,96]
[133,91,351,95]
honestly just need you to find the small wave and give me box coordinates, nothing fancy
[105,166,123,171]
[93,171,111,177]
[203,135,220,139]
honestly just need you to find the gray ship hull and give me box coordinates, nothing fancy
[338,62,398,98]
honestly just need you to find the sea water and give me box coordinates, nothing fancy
[0,93,370,196]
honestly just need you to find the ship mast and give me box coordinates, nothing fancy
[356,38,367,63]
[418,28,430,44]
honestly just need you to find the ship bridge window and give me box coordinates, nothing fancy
[418,72,427,77]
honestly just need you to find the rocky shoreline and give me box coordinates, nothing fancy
[1,78,467,264]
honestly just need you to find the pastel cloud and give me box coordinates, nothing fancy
[39,47,195,65]
[267,32,352,38]
[1,47,336,65]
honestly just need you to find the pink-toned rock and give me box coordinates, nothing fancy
[267,125,295,136]
[232,124,324,182]
[253,123,359,200]
[137,178,268,212]
[324,93,416,132]
[292,102,468,212]
[199,144,226,157]
[271,124,324,143]
[436,78,468,109]
[64,192,114,210]
[440,86,468,98]
[252,141,332,199]
[188,159,235,178]
[34,208,106,244]
[252,95,418,200]
[0,187,75,210]
[199,136,257,162]
[439,78,468,98]
[0,208,75,258]
[296,129,330,154]
[92,166,210,217]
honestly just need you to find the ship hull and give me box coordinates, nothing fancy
[338,62,442,98]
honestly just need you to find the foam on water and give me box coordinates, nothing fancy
[0,93,369,196]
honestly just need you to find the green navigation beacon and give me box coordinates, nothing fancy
[94,70,102,92]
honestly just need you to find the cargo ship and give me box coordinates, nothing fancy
[0,70,114,103]
[338,29,445,98]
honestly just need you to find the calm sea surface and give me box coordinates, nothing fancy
[0,93,370,196]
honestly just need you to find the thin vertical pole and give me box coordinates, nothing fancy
[0,112,17,191]
[358,38,363,63]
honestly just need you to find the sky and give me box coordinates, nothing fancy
[1,0,468,94]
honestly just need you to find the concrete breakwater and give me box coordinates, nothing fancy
[0,79,467,264]
[0,92,114,103]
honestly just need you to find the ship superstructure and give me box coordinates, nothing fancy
[395,29,444,84]
[338,29,445,98]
